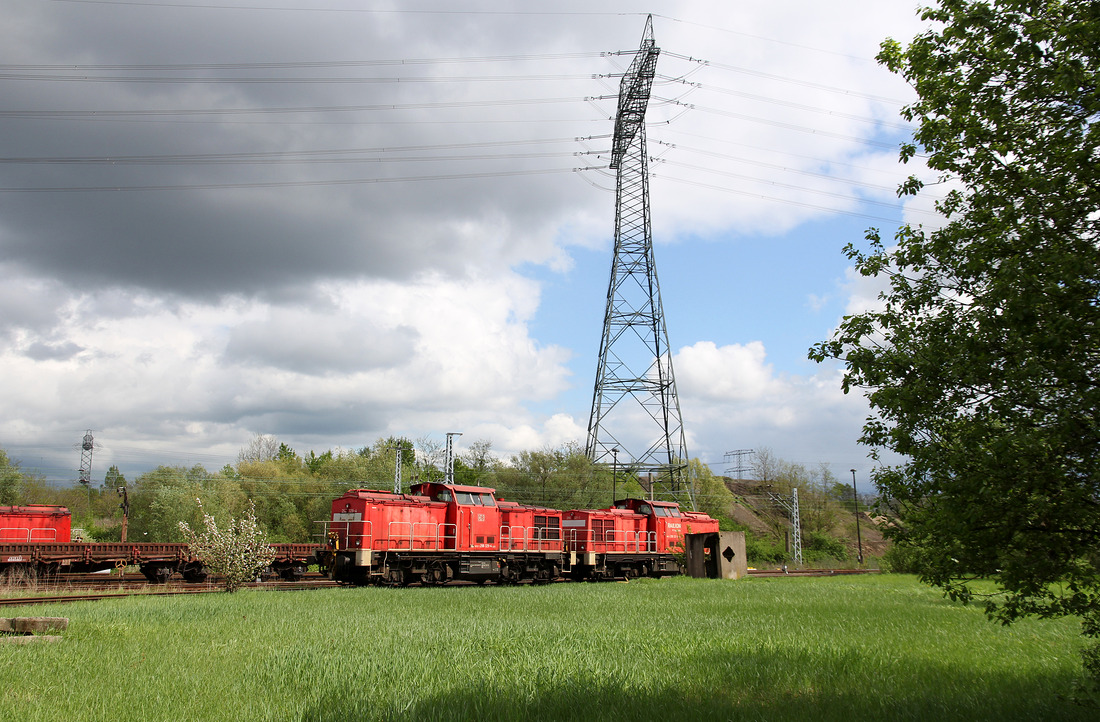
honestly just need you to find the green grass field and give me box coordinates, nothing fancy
[0,575,1092,721]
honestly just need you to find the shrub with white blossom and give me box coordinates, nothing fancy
[179,499,277,593]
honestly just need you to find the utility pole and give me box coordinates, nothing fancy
[586,15,692,508]
[444,432,462,485]
[724,449,754,480]
[851,469,864,564]
[768,488,803,567]
[78,430,94,487]
[78,430,95,511]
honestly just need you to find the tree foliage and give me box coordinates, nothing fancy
[0,449,24,505]
[810,0,1100,683]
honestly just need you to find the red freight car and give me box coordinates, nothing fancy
[0,504,314,582]
[0,505,72,543]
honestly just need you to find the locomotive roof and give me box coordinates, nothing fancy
[411,481,497,494]
[0,504,71,515]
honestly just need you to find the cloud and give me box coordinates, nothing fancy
[0,1,929,481]
[674,340,880,469]
[676,341,783,401]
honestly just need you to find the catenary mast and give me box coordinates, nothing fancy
[585,15,692,508]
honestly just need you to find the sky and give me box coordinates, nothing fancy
[0,0,943,486]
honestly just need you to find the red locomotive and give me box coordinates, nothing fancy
[317,481,719,585]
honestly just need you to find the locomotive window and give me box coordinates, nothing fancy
[456,491,476,505]
[478,493,496,507]
[639,504,652,515]
[435,491,453,502]
[669,507,681,517]
[533,515,560,540]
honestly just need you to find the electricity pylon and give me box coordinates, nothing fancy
[585,15,692,508]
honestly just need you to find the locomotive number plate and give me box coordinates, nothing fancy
[332,513,362,522]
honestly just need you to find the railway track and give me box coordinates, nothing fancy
[0,576,339,606]
[747,568,880,578]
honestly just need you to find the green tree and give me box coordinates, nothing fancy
[129,465,238,542]
[103,465,125,489]
[810,0,1100,688]
[496,442,611,510]
[690,458,736,522]
[0,449,24,505]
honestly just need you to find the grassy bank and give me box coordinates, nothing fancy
[0,575,1091,721]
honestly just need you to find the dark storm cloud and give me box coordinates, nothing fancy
[0,1,620,302]
[231,401,392,440]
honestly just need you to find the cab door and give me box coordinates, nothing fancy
[456,504,470,549]
[468,495,499,550]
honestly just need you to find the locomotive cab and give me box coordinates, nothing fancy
[612,499,719,552]
[409,483,501,551]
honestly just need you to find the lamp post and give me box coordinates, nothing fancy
[850,469,864,564]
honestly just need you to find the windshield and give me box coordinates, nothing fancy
[454,491,496,506]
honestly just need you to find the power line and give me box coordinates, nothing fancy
[0,164,603,192]
[662,51,909,106]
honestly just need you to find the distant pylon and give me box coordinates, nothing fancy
[585,15,691,508]
[78,430,94,486]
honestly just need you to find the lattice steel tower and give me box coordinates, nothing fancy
[586,16,691,507]
[78,429,94,486]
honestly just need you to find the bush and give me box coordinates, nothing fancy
[802,531,850,564]
[879,543,925,574]
[745,532,788,566]
[179,499,277,593]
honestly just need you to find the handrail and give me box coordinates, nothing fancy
[385,521,450,551]
[0,528,59,542]
[498,525,562,552]
[564,527,659,553]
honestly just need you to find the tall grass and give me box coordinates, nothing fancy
[0,575,1091,721]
